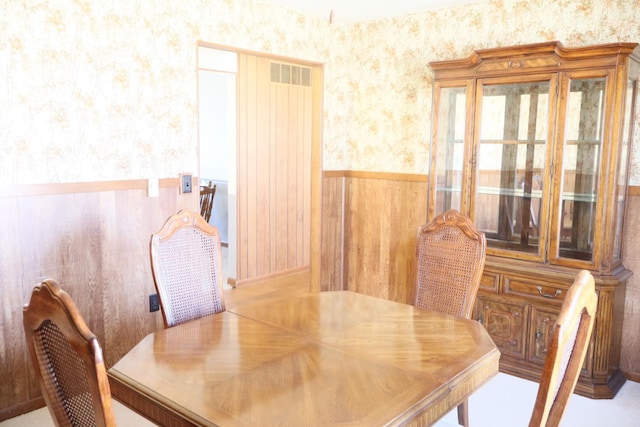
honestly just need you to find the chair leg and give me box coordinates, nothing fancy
[457,399,469,427]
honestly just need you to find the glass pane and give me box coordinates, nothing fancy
[559,78,606,261]
[434,87,466,214]
[613,79,635,261]
[475,82,549,255]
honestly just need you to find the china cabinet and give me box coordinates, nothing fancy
[428,41,640,398]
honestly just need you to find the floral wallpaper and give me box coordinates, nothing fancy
[0,0,330,185]
[1,0,640,185]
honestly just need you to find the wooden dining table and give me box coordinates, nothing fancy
[108,291,500,426]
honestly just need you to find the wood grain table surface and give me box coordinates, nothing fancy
[108,291,499,426]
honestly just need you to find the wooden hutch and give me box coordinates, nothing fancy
[427,42,639,398]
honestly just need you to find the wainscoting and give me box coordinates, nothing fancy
[0,178,198,420]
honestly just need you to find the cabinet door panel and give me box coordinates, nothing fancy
[430,82,472,218]
[476,297,528,359]
[528,306,591,375]
[528,306,557,365]
[474,79,554,261]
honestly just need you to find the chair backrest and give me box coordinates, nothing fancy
[529,270,598,427]
[414,209,487,319]
[22,279,116,427]
[150,209,225,328]
[199,182,217,223]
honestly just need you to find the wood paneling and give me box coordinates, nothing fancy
[321,172,428,304]
[236,54,314,285]
[0,180,197,420]
[621,194,640,379]
[320,175,345,291]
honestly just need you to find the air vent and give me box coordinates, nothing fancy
[270,62,311,87]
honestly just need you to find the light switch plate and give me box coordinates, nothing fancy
[179,173,192,194]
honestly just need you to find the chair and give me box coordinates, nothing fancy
[414,209,487,427]
[22,279,116,427]
[529,270,597,427]
[199,182,217,223]
[150,209,225,328]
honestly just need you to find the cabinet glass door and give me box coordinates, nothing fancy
[431,85,467,214]
[474,80,552,258]
[612,78,636,263]
[556,77,606,262]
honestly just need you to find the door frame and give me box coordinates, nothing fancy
[197,41,323,291]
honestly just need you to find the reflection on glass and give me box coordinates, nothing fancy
[613,80,634,261]
[559,78,605,261]
[434,87,466,214]
[475,82,549,255]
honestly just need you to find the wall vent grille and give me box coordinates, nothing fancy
[270,62,311,87]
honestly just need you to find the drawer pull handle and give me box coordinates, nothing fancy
[537,286,561,298]
[509,340,518,347]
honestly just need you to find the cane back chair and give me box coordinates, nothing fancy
[414,209,487,427]
[199,182,217,223]
[22,279,116,427]
[529,269,598,427]
[150,209,225,328]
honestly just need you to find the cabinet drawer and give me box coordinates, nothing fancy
[475,297,528,360]
[480,271,500,292]
[504,275,567,303]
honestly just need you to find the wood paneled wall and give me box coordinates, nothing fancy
[321,171,640,381]
[621,192,640,382]
[321,171,428,304]
[0,179,198,420]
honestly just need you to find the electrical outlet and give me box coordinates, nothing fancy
[149,294,160,312]
[180,173,192,193]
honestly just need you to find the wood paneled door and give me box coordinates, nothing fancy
[236,54,319,285]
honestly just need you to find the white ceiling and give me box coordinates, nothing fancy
[259,0,489,23]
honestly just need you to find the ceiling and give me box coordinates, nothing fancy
[259,0,489,23]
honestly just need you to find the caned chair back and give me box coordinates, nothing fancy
[22,279,116,427]
[199,183,217,223]
[150,209,225,328]
[529,270,598,427]
[414,209,487,319]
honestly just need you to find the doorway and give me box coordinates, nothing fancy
[198,47,237,285]
[198,44,323,289]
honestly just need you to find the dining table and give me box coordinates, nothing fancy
[108,290,500,426]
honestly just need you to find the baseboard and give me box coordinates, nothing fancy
[623,370,640,383]
[234,266,310,288]
[0,397,45,422]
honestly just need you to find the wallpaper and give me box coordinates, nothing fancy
[1,0,640,184]
[0,0,330,184]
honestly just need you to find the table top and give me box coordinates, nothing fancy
[108,291,499,426]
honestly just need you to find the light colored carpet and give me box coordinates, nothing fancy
[435,373,640,427]
[0,399,157,426]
